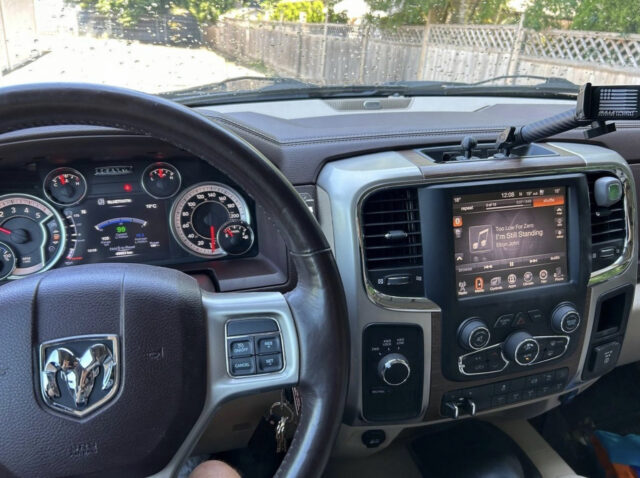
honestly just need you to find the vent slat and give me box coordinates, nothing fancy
[361,187,422,271]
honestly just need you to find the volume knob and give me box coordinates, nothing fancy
[551,303,581,334]
[378,353,410,386]
[458,318,491,351]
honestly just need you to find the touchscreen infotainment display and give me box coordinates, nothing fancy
[453,186,567,297]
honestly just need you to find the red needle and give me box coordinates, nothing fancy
[225,228,233,237]
[59,174,66,185]
[210,225,215,251]
[158,169,165,178]
[0,227,11,235]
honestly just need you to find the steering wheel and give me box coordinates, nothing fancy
[0,84,349,477]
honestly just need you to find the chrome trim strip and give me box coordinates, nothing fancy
[458,334,570,376]
[458,343,509,376]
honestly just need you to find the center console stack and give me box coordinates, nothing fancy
[422,175,590,383]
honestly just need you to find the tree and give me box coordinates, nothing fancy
[572,0,640,33]
[524,0,640,33]
[68,0,238,25]
[364,0,517,27]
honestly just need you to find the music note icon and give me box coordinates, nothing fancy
[469,225,493,253]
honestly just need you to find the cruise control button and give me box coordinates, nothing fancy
[228,338,254,357]
[257,335,281,354]
[257,353,283,373]
[230,357,256,376]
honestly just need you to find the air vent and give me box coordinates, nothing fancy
[361,187,423,297]
[588,174,626,271]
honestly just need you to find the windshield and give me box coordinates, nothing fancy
[1,0,638,102]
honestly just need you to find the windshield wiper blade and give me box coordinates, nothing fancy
[169,84,411,106]
[161,76,317,99]
[467,75,578,89]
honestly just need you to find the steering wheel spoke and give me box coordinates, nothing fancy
[152,290,300,477]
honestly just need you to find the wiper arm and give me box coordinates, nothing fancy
[161,76,316,99]
[169,83,411,106]
[467,75,578,89]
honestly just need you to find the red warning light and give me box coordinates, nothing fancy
[123,183,133,192]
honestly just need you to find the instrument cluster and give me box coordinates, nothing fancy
[0,161,256,280]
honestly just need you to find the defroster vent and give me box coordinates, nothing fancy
[361,187,424,297]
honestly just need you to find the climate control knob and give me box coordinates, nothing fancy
[551,303,581,334]
[503,331,540,366]
[458,318,491,350]
[378,353,411,386]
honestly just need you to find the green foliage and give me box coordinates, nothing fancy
[572,0,640,33]
[523,0,577,30]
[365,0,516,27]
[68,0,234,25]
[524,0,640,33]
[272,1,325,22]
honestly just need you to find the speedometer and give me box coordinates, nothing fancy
[0,194,66,278]
[170,182,251,258]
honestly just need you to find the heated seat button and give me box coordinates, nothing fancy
[228,338,254,357]
[257,353,283,373]
[230,357,256,376]
[257,335,281,355]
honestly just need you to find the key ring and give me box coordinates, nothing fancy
[269,401,295,421]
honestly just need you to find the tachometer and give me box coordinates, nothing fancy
[0,194,66,278]
[170,182,250,258]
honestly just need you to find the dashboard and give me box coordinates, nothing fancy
[2,96,640,461]
[0,156,258,281]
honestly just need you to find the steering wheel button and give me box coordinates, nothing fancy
[229,357,256,376]
[257,353,283,373]
[257,336,281,355]
[228,338,254,358]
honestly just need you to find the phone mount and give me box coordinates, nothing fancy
[494,83,640,156]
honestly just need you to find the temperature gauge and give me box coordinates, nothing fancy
[142,162,181,199]
[0,241,16,280]
[217,221,254,256]
[43,168,87,206]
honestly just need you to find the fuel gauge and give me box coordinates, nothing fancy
[142,162,181,199]
[217,221,254,256]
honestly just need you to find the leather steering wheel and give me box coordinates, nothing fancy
[0,84,349,477]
